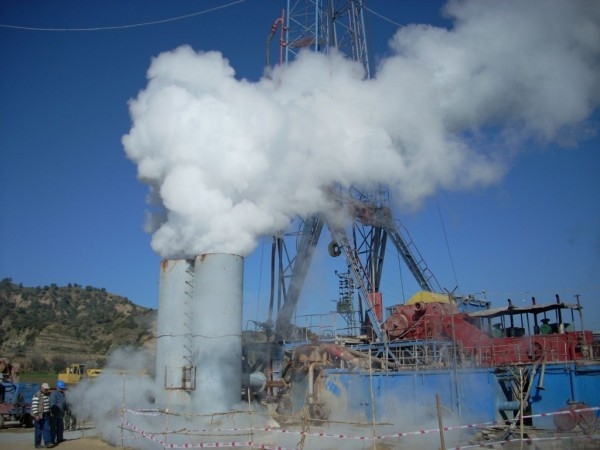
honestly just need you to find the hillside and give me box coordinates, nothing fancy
[0,278,156,369]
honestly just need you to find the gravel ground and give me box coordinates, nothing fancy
[0,423,114,449]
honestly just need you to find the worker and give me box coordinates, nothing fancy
[32,383,53,448]
[50,380,69,445]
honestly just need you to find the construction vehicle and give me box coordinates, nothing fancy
[0,357,19,383]
[57,363,102,386]
[0,381,38,428]
[0,358,37,428]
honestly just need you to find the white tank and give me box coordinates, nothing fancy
[155,259,193,408]
[190,253,244,414]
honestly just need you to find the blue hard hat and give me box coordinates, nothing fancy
[57,380,66,389]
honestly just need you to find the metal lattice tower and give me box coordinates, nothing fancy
[268,1,441,341]
[335,270,357,331]
[284,0,371,77]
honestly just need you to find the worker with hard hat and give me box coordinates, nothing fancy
[49,380,69,445]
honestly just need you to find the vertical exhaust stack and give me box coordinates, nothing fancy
[191,253,244,414]
[155,259,194,409]
[155,254,244,415]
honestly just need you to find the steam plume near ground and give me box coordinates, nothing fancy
[122,0,600,259]
[68,348,471,450]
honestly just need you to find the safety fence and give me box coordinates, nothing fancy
[116,404,600,449]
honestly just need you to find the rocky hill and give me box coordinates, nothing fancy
[0,278,156,370]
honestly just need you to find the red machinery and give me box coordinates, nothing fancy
[382,296,595,366]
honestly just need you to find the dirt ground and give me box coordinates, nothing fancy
[0,424,114,450]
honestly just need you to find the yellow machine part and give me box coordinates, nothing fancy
[57,373,81,384]
[405,291,451,305]
[57,363,88,384]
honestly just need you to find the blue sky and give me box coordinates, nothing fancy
[1,1,599,330]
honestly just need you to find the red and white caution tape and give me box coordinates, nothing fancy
[119,405,599,448]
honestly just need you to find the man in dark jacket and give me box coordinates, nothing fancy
[31,383,54,448]
[50,380,69,444]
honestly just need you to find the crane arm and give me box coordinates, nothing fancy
[274,214,324,339]
[326,222,386,341]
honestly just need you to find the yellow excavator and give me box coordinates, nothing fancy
[57,364,102,386]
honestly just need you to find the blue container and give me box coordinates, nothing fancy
[322,367,497,427]
[529,362,600,429]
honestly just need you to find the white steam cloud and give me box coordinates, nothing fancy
[122,0,600,259]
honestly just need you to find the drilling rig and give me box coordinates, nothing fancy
[264,1,443,343]
[256,2,600,433]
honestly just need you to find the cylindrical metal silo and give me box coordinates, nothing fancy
[155,259,193,408]
[191,253,244,414]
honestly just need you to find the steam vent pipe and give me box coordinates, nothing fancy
[191,253,244,414]
[155,259,193,408]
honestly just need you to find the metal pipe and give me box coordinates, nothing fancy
[507,299,515,330]
[242,371,267,392]
[532,297,539,334]
[308,362,318,405]
[436,394,446,450]
[575,294,584,331]
[537,361,546,390]
[498,401,520,411]
[556,294,564,333]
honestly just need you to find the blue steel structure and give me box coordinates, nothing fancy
[260,2,600,444]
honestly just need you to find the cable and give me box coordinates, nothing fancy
[363,6,403,28]
[436,197,461,295]
[0,0,246,32]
